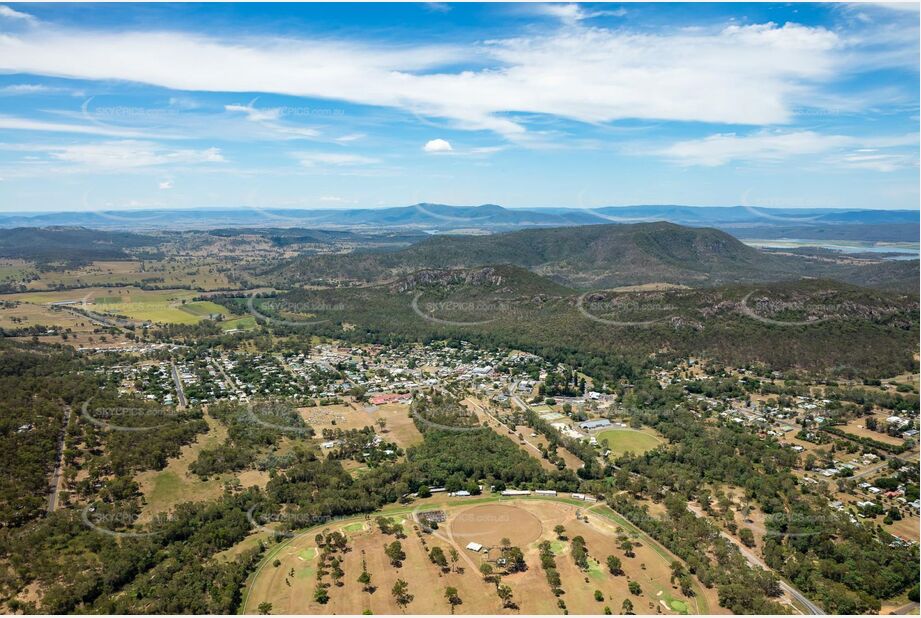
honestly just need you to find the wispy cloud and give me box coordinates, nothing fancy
[225,102,282,122]
[534,4,627,25]
[296,152,379,167]
[225,100,320,138]
[660,129,918,169]
[0,114,166,138]
[0,16,889,138]
[0,4,36,24]
[34,140,226,170]
[0,83,83,97]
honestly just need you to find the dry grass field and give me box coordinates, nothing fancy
[841,416,908,446]
[135,415,269,523]
[241,496,717,615]
[301,401,424,451]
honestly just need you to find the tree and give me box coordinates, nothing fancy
[497,584,515,609]
[392,579,413,610]
[444,586,462,613]
[554,524,567,540]
[606,555,623,575]
[594,590,604,602]
[258,602,273,615]
[739,528,756,548]
[314,584,330,605]
[385,541,405,567]
[502,545,527,573]
[417,485,432,498]
[628,581,641,596]
[430,546,448,570]
[358,570,373,593]
[622,598,634,614]
[448,547,460,573]
[377,418,387,432]
[619,539,635,558]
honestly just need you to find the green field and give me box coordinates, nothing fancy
[0,286,257,329]
[596,429,663,457]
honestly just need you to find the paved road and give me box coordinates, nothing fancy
[687,504,823,615]
[892,601,920,615]
[211,357,248,401]
[46,404,73,514]
[170,360,188,409]
[850,461,889,480]
[465,395,546,459]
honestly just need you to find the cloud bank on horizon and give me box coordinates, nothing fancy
[0,2,917,211]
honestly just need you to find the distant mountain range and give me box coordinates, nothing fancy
[270,221,919,292]
[1,203,917,242]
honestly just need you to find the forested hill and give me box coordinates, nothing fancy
[0,226,160,264]
[271,222,919,292]
[245,275,920,379]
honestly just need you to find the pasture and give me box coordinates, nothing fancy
[0,286,254,329]
[22,259,234,291]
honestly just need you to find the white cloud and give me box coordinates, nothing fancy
[535,4,626,25]
[0,83,83,96]
[0,5,35,23]
[423,138,453,153]
[225,102,282,122]
[660,129,917,168]
[0,114,165,138]
[0,18,873,137]
[424,3,452,13]
[224,101,319,138]
[834,151,916,172]
[158,179,174,189]
[296,152,379,167]
[333,133,365,143]
[38,140,226,169]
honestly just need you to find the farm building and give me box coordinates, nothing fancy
[579,419,612,431]
[466,542,484,552]
[500,489,531,496]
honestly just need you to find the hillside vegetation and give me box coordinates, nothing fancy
[237,269,919,379]
[271,222,919,292]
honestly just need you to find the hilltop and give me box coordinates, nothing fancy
[272,222,919,292]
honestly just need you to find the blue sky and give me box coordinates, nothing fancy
[0,2,918,212]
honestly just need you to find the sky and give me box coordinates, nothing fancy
[0,2,918,213]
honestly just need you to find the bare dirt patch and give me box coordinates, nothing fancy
[450,504,543,547]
